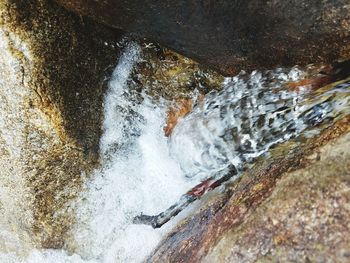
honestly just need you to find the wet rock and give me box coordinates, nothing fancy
[0,0,122,250]
[148,116,350,262]
[135,44,224,100]
[57,0,350,75]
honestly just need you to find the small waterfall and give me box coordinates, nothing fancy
[72,45,350,261]
[170,69,350,182]
[0,43,349,263]
[70,43,195,262]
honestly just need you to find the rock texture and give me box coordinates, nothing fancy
[57,0,350,75]
[148,116,350,262]
[0,0,122,251]
[135,44,224,100]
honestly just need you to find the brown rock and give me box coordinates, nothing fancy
[57,0,350,75]
[0,0,122,250]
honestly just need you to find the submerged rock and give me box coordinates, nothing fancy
[57,0,350,75]
[148,116,350,262]
[0,0,122,250]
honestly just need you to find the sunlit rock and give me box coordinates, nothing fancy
[135,45,224,99]
[0,0,122,250]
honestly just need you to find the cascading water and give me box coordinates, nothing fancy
[72,43,350,259]
[0,42,349,263]
[70,43,196,262]
[134,64,350,229]
[170,69,350,181]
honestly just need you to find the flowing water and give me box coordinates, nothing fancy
[170,68,350,182]
[1,42,350,262]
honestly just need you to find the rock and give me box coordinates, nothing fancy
[0,0,122,250]
[134,44,224,100]
[57,0,350,75]
[148,116,350,262]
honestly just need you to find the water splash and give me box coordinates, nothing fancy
[0,42,194,263]
[170,70,350,183]
[70,43,194,262]
[133,67,350,229]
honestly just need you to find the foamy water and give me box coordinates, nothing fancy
[171,69,350,182]
[70,43,194,262]
[0,42,349,263]
[71,44,349,262]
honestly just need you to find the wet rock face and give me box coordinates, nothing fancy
[204,132,350,262]
[134,44,224,100]
[57,0,350,75]
[1,0,123,156]
[0,0,122,249]
[148,117,350,262]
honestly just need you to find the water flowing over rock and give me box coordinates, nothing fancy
[57,0,350,75]
[0,0,122,250]
[148,116,350,262]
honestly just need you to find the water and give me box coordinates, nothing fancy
[0,42,195,263]
[70,43,194,262]
[0,43,349,262]
[170,69,350,183]
[70,43,350,261]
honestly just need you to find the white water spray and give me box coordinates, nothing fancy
[71,43,194,262]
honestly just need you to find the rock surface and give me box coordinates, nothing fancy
[134,44,224,100]
[57,0,350,75]
[0,0,122,250]
[148,116,350,262]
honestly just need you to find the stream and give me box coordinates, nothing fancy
[1,42,350,262]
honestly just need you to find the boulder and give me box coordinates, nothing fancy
[57,0,350,75]
[0,0,122,250]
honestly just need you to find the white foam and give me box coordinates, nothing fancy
[70,43,193,262]
[0,249,97,263]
